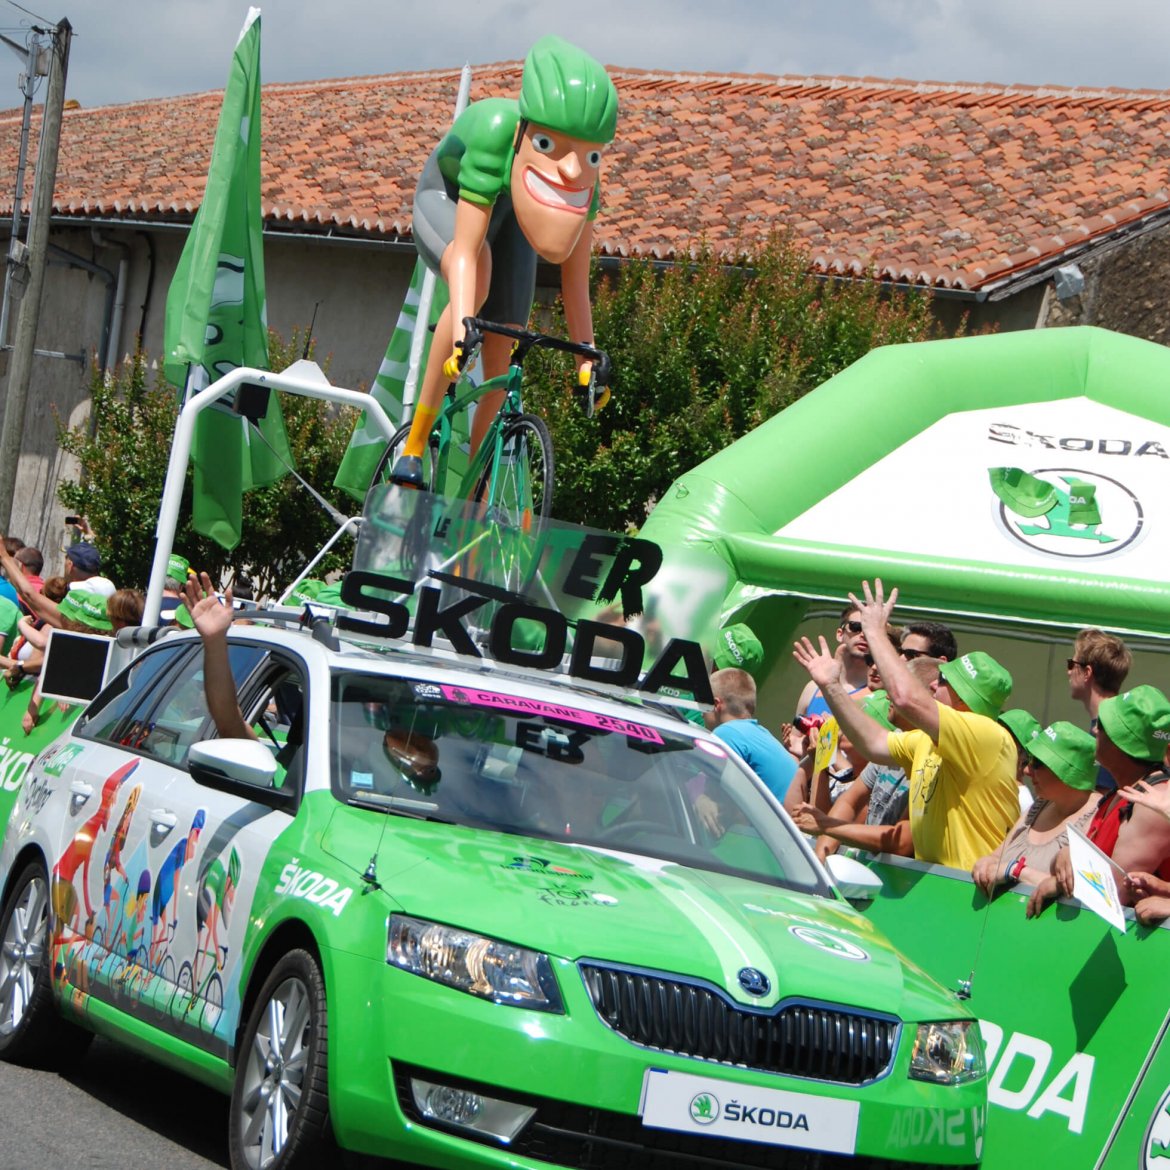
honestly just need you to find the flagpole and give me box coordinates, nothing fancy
[402,63,472,414]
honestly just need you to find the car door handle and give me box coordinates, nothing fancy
[69,780,94,800]
[151,809,178,830]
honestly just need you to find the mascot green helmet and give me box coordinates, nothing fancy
[519,35,618,144]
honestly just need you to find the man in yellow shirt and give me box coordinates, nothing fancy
[793,580,1019,869]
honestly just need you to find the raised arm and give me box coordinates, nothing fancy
[0,540,60,625]
[182,573,254,742]
[792,636,894,765]
[851,579,941,742]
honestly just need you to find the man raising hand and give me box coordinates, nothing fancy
[793,580,1018,869]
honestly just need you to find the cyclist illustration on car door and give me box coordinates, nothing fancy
[390,35,618,488]
[49,754,245,1036]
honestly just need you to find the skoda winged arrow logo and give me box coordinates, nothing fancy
[689,1092,719,1125]
[989,466,1144,561]
[737,967,770,996]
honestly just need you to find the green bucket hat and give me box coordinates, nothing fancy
[988,467,1058,518]
[1028,721,1097,791]
[167,553,191,582]
[314,582,351,609]
[939,652,1012,719]
[862,688,896,732]
[287,578,325,605]
[58,589,113,632]
[711,623,764,677]
[998,709,1040,750]
[1065,478,1102,527]
[1098,685,1170,763]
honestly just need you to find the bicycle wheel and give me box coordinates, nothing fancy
[203,972,224,1032]
[471,413,555,599]
[87,925,105,986]
[173,960,195,1018]
[368,422,439,494]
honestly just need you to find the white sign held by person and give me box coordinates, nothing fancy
[1067,827,1126,933]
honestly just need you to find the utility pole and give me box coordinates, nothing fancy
[0,17,70,535]
[0,31,48,361]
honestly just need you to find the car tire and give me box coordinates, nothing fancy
[0,861,93,1067]
[229,948,330,1170]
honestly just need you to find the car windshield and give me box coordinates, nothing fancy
[330,672,829,896]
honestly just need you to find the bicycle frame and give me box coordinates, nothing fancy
[428,367,519,503]
[366,319,608,611]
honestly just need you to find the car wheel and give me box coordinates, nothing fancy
[229,948,330,1170]
[0,861,92,1066]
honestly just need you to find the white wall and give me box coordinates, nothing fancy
[5,222,422,555]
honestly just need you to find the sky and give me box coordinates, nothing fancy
[0,0,1168,111]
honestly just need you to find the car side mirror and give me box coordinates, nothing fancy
[825,853,883,902]
[189,738,280,789]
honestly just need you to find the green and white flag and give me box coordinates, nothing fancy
[163,7,291,550]
[333,258,450,501]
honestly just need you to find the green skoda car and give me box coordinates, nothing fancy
[0,623,985,1169]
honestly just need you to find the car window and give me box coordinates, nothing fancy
[76,643,192,745]
[235,649,307,792]
[331,672,830,896]
[77,640,306,785]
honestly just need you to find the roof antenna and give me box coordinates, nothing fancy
[302,300,321,360]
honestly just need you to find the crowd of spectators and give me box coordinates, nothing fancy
[770,577,1170,925]
[0,522,145,734]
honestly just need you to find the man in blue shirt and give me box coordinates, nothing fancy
[704,668,796,802]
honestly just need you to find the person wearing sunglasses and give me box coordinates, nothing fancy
[971,721,1097,898]
[793,605,872,731]
[794,579,1018,870]
[1066,627,1132,793]
[898,620,957,664]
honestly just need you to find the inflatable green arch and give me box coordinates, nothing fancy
[643,325,1170,641]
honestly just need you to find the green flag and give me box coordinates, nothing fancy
[333,258,451,501]
[163,7,291,550]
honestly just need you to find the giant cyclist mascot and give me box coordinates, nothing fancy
[390,35,619,487]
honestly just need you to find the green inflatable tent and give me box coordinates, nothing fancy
[643,325,1170,646]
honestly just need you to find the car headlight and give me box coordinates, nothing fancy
[909,1020,985,1085]
[387,914,563,1013]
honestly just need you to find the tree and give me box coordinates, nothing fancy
[56,329,359,597]
[523,230,956,532]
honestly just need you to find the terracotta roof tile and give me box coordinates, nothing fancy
[2,64,1170,291]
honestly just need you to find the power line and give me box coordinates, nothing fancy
[0,1,54,29]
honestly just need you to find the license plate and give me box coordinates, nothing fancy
[640,1068,859,1154]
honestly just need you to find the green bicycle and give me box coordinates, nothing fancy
[367,318,611,601]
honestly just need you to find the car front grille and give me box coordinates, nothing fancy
[579,962,898,1085]
[394,1063,971,1170]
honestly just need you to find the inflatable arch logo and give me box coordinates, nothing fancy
[989,466,1144,561]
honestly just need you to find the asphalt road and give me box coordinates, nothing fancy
[0,1036,229,1170]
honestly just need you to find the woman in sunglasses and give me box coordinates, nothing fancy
[970,721,1097,897]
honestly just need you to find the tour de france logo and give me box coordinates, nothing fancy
[689,1092,720,1125]
[989,466,1144,561]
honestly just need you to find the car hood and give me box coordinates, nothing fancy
[326,814,960,1020]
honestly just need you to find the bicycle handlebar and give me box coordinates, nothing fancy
[457,317,612,387]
